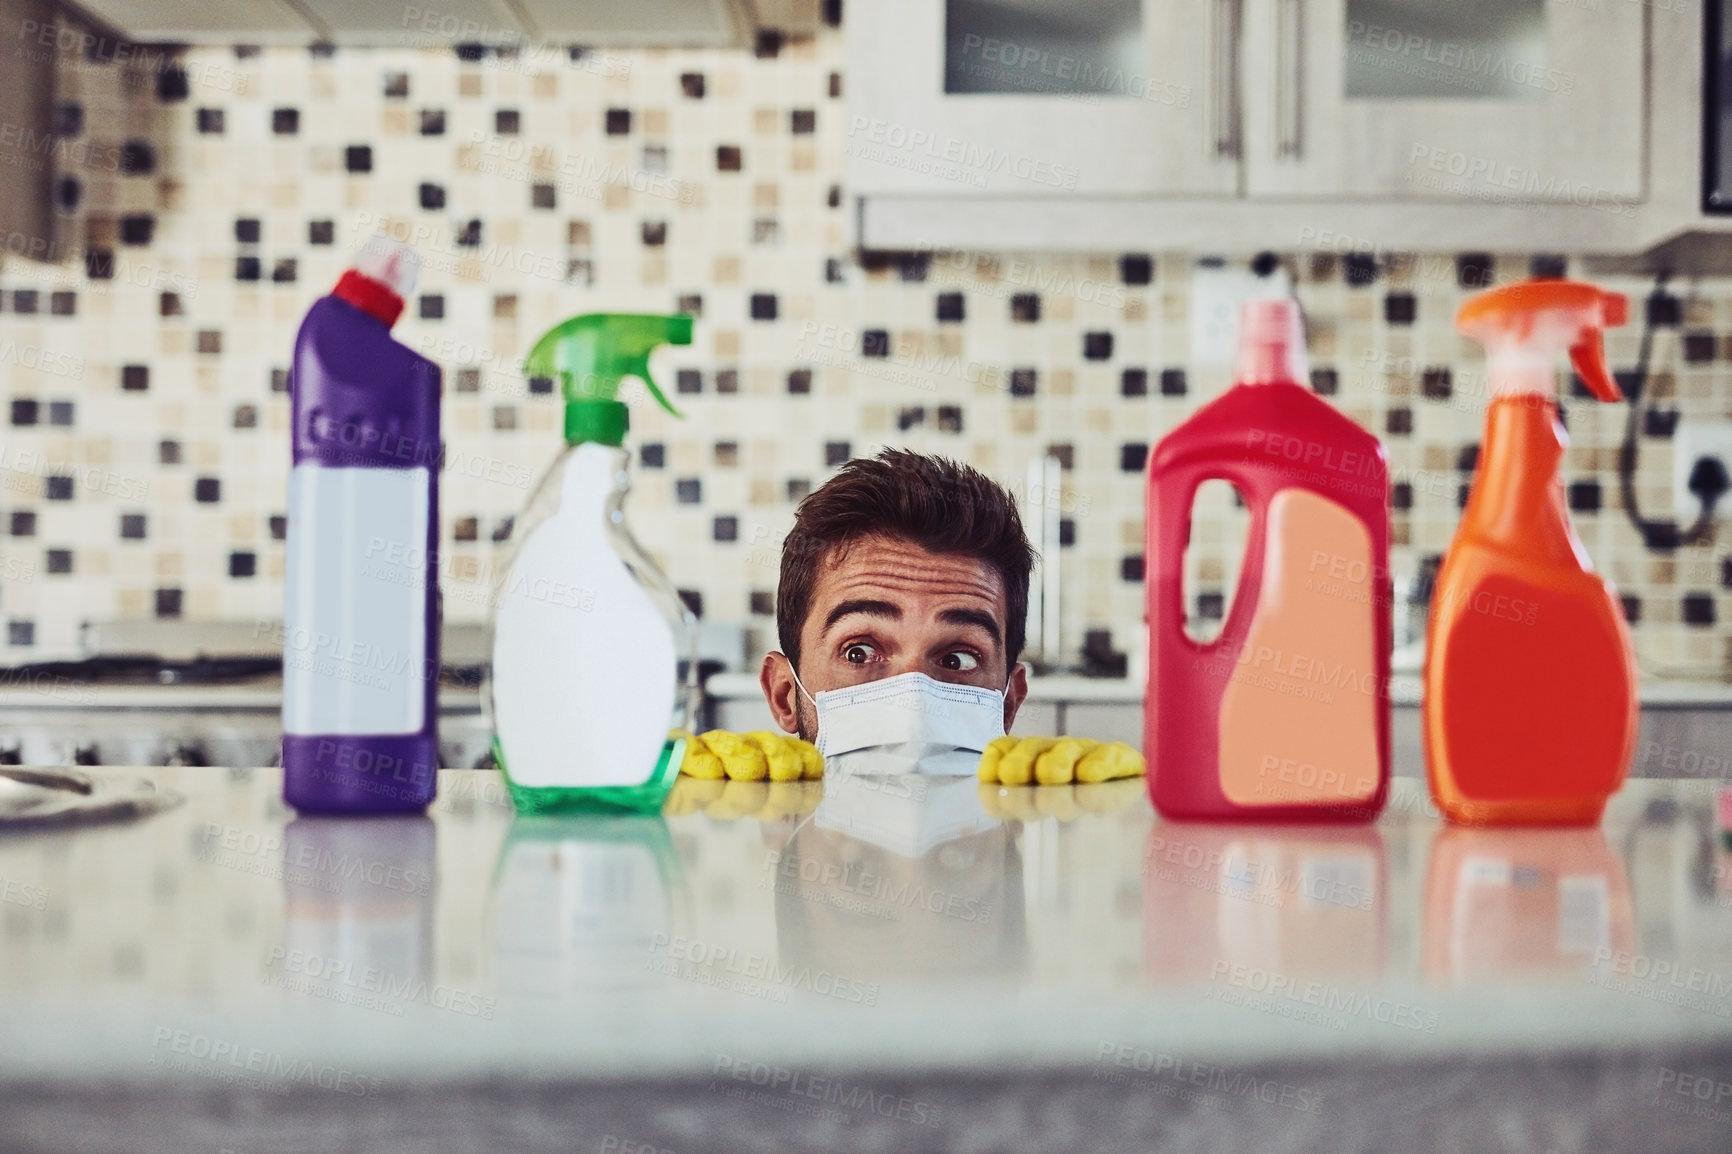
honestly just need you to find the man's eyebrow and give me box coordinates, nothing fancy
[823,599,902,633]
[938,607,1001,645]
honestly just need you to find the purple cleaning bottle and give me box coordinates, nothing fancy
[282,237,441,814]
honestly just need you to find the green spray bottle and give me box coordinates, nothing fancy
[488,313,697,813]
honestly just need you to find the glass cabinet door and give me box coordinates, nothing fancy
[848,0,1240,198]
[1240,0,1643,203]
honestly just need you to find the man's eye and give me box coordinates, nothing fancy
[843,643,878,664]
[939,651,980,672]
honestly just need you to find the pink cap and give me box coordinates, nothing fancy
[1234,297,1309,386]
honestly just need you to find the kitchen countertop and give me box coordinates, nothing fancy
[2,767,1731,1152]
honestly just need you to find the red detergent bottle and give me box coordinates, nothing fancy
[1145,298,1391,821]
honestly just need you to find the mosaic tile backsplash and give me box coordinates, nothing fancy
[1,18,1730,679]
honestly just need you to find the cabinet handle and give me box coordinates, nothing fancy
[1212,0,1242,159]
[1276,0,1304,159]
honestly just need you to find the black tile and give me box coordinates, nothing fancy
[1455,253,1494,290]
[492,517,514,543]
[1684,332,1717,364]
[531,182,556,209]
[54,103,83,137]
[1119,254,1154,285]
[496,109,520,134]
[194,477,221,503]
[453,517,478,542]
[11,291,36,315]
[8,622,34,647]
[825,258,845,283]
[1196,592,1225,620]
[48,402,73,426]
[826,185,842,209]
[862,329,890,357]
[791,109,816,134]
[10,400,37,426]
[120,140,156,175]
[273,108,300,134]
[755,29,783,57]
[155,589,183,619]
[345,146,373,173]
[235,257,261,282]
[1121,368,1148,397]
[58,178,81,210]
[1160,369,1188,396]
[787,479,811,502]
[1009,369,1037,397]
[157,67,189,101]
[936,292,965,322]
[267,515,285,541]
[233,404,257,428]
[1083,332,1114,361]
[159,293,182,317]
[713,516,739,542]
[1386,408,1413,435]
[10,512,36,537]
[1457,483,1472,509]
[1121,555,1145,582]
[419,296,444,320]
[716,370,739,394]
[787,369,812,395]
[1683,593,1716,626]
[527,375,553,395]
[936,405,963,433]
[1010,293,1040,322]
[1421,367,1453,399]
[1251,251,1282,278]
[1059,520,1076,547]
[605,108,632,135]
[383,72,410,98]
[676,369,703,395]
[677,294,703,317]
[1384,294,1417,325]
[84,250,114,279]
[1722,557,1732,589]
[1643,409,1680,438]
[455,43,485,62]
[270,369,290,393]
[45,476,73,501]
[1620,594,1641,624]
[717,145,743,171]
[419,183,446,210]
[235,218,262,244]
[1343,252,1378,287]
[308,42,334,59]
[418,109,445,136]
[1120,443,1148,472]
[1392,482,1413,510]
[159,441,180,465]
[897,407,925,431]
[681,73,706,99]
[750,591,774,616]
[678,590,704,618]
[119,214,155,245]
[1310,368,1338,396]
[642,220,667,246]
[272,259,297,284]
[50,292,75,316]
[198,108,225,134]
[675,478,702,504]
[1646,293,1682,328]
[750,293,778,321]
[1568,479,1601,513]
[1046,444,1074,470]
[229,552,256,578]
[45,549,72,575]
[825,441,851,467]
[1531,254,1568,279]
[308,220,335,245]
[823,0,842,25]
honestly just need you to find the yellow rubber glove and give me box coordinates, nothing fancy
[977,735,1144,786]
[977,777,1144,823]
[679,729,823,782]
[664,777,824,821]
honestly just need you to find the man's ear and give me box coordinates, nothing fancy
[1003,661,1029,732]
[760,651,802,735]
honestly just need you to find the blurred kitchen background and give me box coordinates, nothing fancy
[3,0,1732,764]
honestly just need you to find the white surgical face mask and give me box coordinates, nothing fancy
[783,663,1008,775]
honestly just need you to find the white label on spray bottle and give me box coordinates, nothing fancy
[283,465,430,735]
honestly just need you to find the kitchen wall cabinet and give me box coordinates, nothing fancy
[0,0,55,263]
[851,0,1673,252]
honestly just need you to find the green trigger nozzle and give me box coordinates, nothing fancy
[523,313,695,447]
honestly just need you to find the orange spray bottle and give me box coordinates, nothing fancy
[1425,280,1637,826]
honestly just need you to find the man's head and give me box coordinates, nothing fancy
[759,449,1036,741]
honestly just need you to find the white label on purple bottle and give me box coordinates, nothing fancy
[283,465,430,736]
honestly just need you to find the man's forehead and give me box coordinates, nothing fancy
[813,537,1005,612]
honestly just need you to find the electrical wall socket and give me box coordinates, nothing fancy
[1189,265,1293,366]
[1671,420,1732,519]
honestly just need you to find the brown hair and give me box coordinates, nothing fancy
[776,449,1035,671]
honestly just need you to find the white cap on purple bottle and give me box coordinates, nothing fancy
[353,234,421,299]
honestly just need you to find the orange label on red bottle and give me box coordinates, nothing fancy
[1218,489,1381,807]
